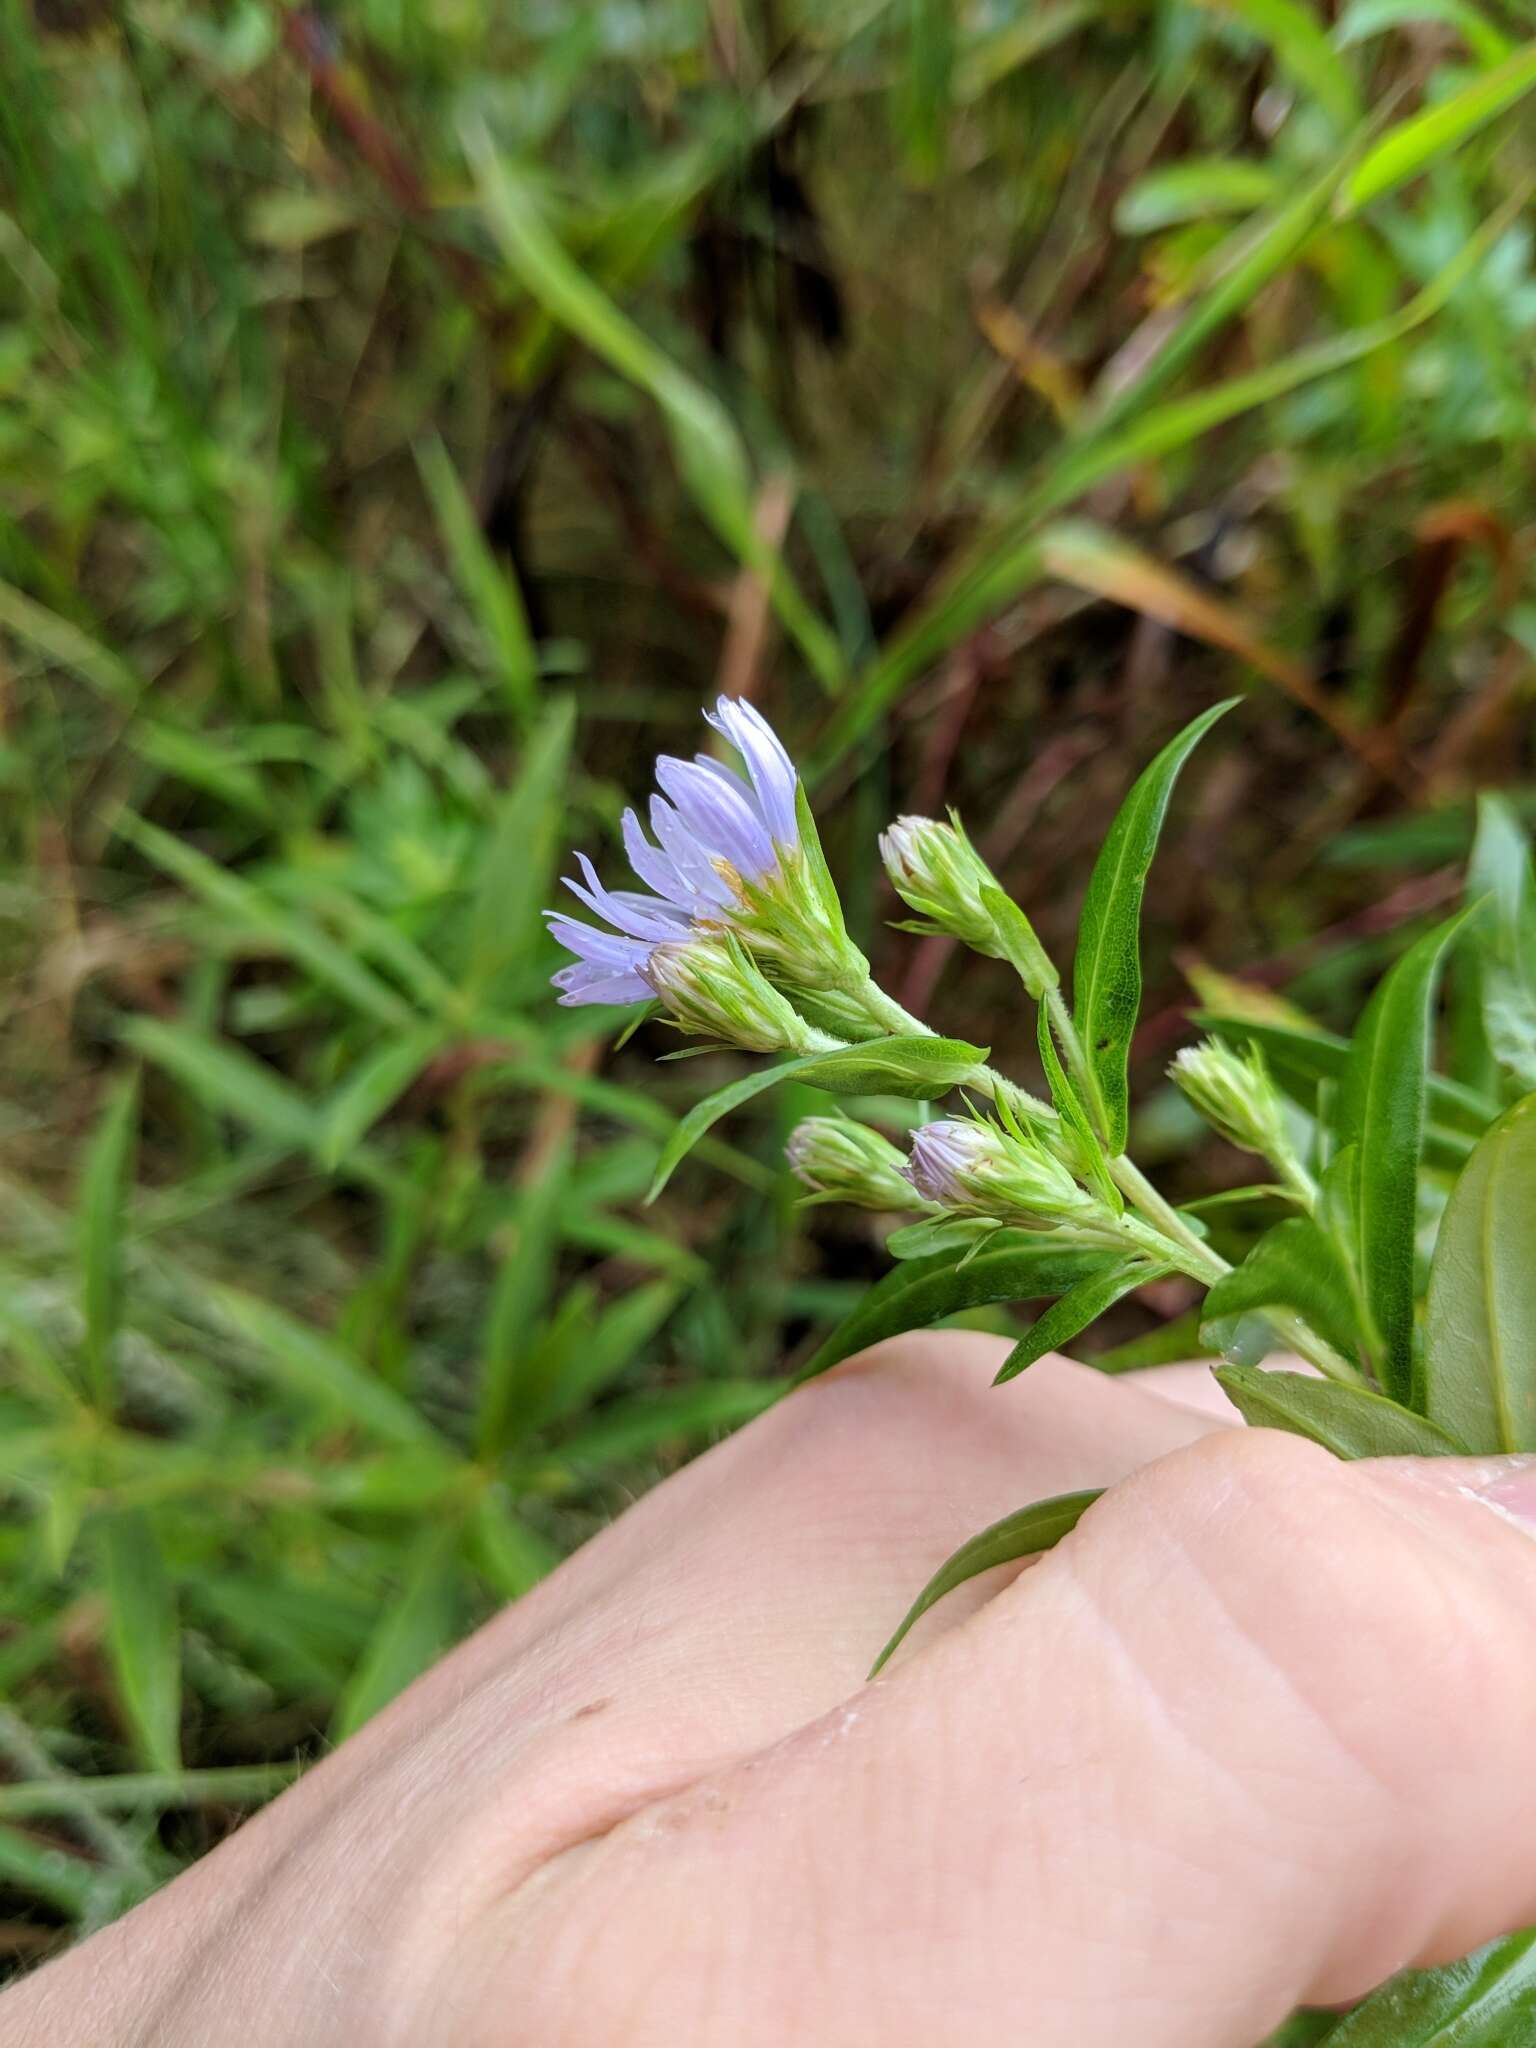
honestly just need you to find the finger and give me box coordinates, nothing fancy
[493,1433,1536,2048]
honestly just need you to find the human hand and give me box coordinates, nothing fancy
[7,1337,1536,2047]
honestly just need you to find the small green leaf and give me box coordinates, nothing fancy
[993,1260,1166,1384]
[1115,158,1284,234]
[1322,1931,1536,2043]
[1201,1217,1363,1369]
[317,1027,447,1171]
[1424,1091,1536,1452]
[1214,1367,1466,1458]
[99,1511,180,1774]
[798,1243,1119,1381]
[1036,1000,1119,1212]
[204,1282,440,1449]
[78,1074,139,1411]
[980,882,1058,997]
[469,694,576,1001]
[331,1523,461,1742]
[1466,793,1536,1089]
[415,435,537,719]
[1337,909,1473,1401]
[1334,0,1512,65]
[1194,0,1362,130]
[884,1215,1000,1260]
[1073,701,1236,1151]
[1341,38,1536,212]
[646,1037,985,1201]
[871,1490,1100,1675]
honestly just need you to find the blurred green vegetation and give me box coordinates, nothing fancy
[0,0,1533,1965]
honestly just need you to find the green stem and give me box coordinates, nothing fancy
[853,974,1056,1123]
[1109,1154,1361,1386]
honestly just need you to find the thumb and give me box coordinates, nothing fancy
[481,1430,1536,2048]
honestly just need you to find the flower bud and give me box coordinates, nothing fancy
[902,1117,1095,1229]
[642,934,829,1054]
[785,1117,919,1211]
[879,816,1056,994]
[1169,1039,1291,1161]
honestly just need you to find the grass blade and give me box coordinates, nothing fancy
[78,1074,139,1411]
[99,1510,180,1774]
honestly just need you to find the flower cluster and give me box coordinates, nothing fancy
[548,696,863,1053]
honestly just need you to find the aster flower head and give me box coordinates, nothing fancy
[880,813,1056,997]
[641,932,830,1055]
[903,1116,1094,1230]
[1169,1038,1291,1163]
[880,815,1001,955]
[548,696,860,1010]
[785,1115,922,1212]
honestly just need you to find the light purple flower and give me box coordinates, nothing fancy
[903,1120,995,1206]
[547,696,804,1008]
[903,1117,1091,1224]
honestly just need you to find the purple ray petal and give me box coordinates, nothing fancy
[562,853,691,942]
[544,912,654,974]
[654,755,776,880]
[706,696,800,847]
[553,960,653,1006]
[620,807,694,912]
[649,795,738,909]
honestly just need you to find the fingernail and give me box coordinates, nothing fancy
[1460,1456,1536,1533]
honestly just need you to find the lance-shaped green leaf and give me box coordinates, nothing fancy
[993,1259,1167,1384]
[1201,1217,1363,1369]
[78,1073,139,1411]
[1321,1930,1536,2043]
[1215,1367,1466,1459]
[798,1242,1119,1381]
[646,1036,987,1201]
[871,1490,1100,1675]
[1424,1091,1536,1451]
[1035,1001,1120,1213]
[1336,909,1473,1401]
[1341,37,1536,212]
[99,1511,180,1774]
[1073,701,1236,1151]
[1465,793,1536,1090]
[331,1521,462,1742]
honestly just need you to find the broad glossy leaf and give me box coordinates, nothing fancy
[1201,1217,1363,1368]
[646,1037,986,1200]
[1073,701,1236,1151]
[798,1242,1117,1381]
[1336,910,1472,1401]
[993,1260,1166,1384]
[1424,1091,1536,1451]
[1215,1367,1465,1458]
[99,1511,180,1774]
[1323,1930,1536,2042]
[870,1490,1101,1675]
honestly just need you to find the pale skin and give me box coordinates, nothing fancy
[7,1336,1536,2046]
